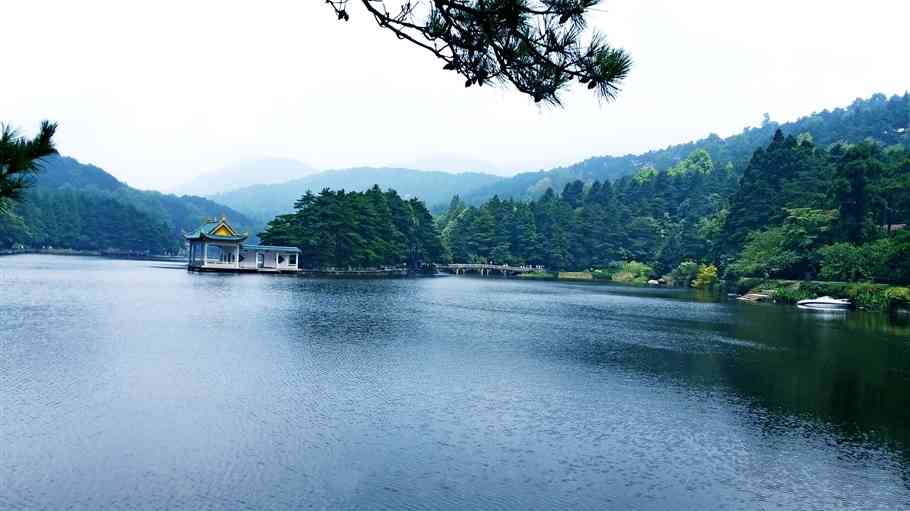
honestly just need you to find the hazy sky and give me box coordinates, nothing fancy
[4,0,908,190]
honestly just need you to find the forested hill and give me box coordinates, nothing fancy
[438,129,910,290]
[0,155,257,253]
[462,92,909,204]
[211,167,503,224]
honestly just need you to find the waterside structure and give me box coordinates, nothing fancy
[185,216,300,273]
[437,263,544,276]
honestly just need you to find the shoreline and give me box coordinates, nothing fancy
[0,248,183,262]
[520,271,910,314]
[5,251,908,313]
[735,278,910,313]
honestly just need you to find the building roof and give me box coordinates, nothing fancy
[241,244,301,253]
[184,216,249,242]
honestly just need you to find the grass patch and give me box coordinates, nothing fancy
[558,271,593,281]
[517,271,556,280]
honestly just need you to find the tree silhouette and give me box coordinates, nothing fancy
[324,0,631,105]
[0,121,57,213]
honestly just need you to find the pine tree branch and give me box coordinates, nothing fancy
[324,0,631,105]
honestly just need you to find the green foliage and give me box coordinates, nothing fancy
[632,166,657,184]
[722,130,830,251]
[667,260,699,287]
[885,287,910,307]
[829,142,882,243]
[0,188,175,253]
[326,0,632,105]
[259,186,443,269]
[817,243,873,281]
[0,211,30,247]
[815,230,910,284]
[0,121,57,213]
[691,264,719,288]
[667,149,714,177]
[728,227,798,278]
[590,267,616,280]
[880,230,910,283]
[728,205,840,279]
[0,154,258,252]
[443,119,909,289]
[722,129,908,284]
[462,93,909,205]
[611,261,654,285]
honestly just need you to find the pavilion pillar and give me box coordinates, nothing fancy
[235,244,240,268]
[202,242,207,267]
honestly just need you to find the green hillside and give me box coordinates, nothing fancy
[435,93,910,307]
[0,155,257,253]
[462,93,909,204]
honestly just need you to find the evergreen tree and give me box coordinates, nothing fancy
[324,0,632,105]
[0,121,57,214]
[437,130,908,286]
[830,142,881,243]
[259,186,444,270]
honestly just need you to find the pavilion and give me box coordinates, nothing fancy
[185,216,300,272]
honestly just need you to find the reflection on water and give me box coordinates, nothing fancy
[1,255,909,510]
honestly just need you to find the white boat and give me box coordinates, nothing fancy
[796,296,851,310]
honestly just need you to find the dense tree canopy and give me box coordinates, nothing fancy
[438,131,910,285]
[259,186,443,269]
[0,154,258,253]
[0,188,175,253]
[325,0,631,104]
[462,93,909,204]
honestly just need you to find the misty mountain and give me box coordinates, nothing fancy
[0,155,258,252]
[461,92,910,204]
[175,157,317,196]
[394,153,509,176]
[210,167,504,223]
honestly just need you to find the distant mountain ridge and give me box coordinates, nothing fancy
[392,153,510,176]
[460,92,909,204]
[211,167,504,223]
[210,92,908,222]
[4,92,904,253]
[0,155,258,252]
[175,157,317,196]
[33,155,123,191]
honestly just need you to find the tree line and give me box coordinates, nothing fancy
[259,185,443,269]
[437,131,910,285]
[255,129,908,286]
[460,93,909,204]
[0,187,176,253]
[0,152,259,254]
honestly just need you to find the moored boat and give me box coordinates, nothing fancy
[796,296,851,310]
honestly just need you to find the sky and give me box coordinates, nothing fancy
[3,0,908,190]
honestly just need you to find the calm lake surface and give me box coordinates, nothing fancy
[2,255,909,510]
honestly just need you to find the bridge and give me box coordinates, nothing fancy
[436,263,546,276]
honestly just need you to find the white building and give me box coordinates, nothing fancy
[185,216,300,272]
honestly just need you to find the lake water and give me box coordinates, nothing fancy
[2,255,909,510]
